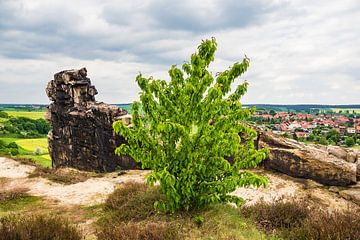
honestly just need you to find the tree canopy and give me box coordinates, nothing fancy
[113,38,268,212]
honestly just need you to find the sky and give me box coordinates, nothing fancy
[0,0,359,104]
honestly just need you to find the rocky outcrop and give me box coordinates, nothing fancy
[46,68,137,172]
[258,131,358,186]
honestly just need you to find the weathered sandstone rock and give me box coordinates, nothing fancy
[46,68,137,172]
[258,131,357,186]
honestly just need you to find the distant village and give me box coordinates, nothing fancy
[250,110,360,147]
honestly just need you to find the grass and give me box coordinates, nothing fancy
[331,108,360,114]
[0,189,41,212]
[98,182,273,240]
[352,145,360,149]
[15,138,48,154]
[0,137,51,168]
[28,166,104,185]
[0,214,83,240]
[241,199,360,240]
[4,111,45,120]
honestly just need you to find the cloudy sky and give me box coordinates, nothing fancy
[0,0,359,104]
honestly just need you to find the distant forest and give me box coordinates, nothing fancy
[1,103,360,114]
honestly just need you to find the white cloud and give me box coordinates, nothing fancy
[0,0,359,104]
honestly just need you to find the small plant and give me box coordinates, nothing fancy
[192,215,205,226]
[114,38,268,212]
[34,146,43,155]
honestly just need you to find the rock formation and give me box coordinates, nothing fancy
[46,68,137,172]
[258,130,358,186]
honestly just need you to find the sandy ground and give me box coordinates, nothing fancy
[0,156,359,211]
[0,157,148,206]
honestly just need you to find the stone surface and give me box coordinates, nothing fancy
[258,130,357,186]
[339,183,360,205]
[46,68,137,172]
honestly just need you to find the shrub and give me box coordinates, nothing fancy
[241,199,360,240]
[286,209,360,240]
[10,148,19,156]
[0,188,29,203]
[7,142,18,149]
[113,38,268,212]
[241,199,310,232]
[104,182,164,221]
[34,146,43,155]
[0,214,82,240]
[0,110,8,118]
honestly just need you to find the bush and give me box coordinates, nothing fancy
[0,110,8,118]
[7,142,18,149]
[241,199,360,240]
[10,148,19,156]
[34,147,43,155]
[97,221,179,240]
[114,38,268,212]
[0,214,82,240]
[286,209,360,240]
[104,182,164,221]
[241,199,310,232]
[0,188,29,203]
[345,136,355,147]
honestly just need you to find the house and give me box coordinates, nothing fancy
[335,115,349,124]
[356,125,360,134]
[339,126,346,135]
[347,127,356,134]
[295,132,309,138]
[280,123,288,132]
[261,114,273,120]
[287,121,301,131]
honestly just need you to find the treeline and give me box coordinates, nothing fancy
[0,140,19,156]
[0,112,51,138]
[244,104,360,112]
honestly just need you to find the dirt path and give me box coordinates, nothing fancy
[1,157,359,210]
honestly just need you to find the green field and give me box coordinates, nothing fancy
[15,138,49,154]
[0,137,51,168]
[331,108,360,114]
[5,111,45,120]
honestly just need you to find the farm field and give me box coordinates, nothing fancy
[15,138,49,154]
[331,108,360,114]
[5,111,45,120]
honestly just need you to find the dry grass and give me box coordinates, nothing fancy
[241,198,360,240]
[104,182,165,222]
[0,214,82,240]
[28,166,103,185]
[97,182,271,240]
[97,221,180,240]
[0,188,29,203]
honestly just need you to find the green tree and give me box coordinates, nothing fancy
[345,137,355,147]
[113,38,268,212]
[318,136,328,145]
[326,128,340,143]
[0,110,8,118]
